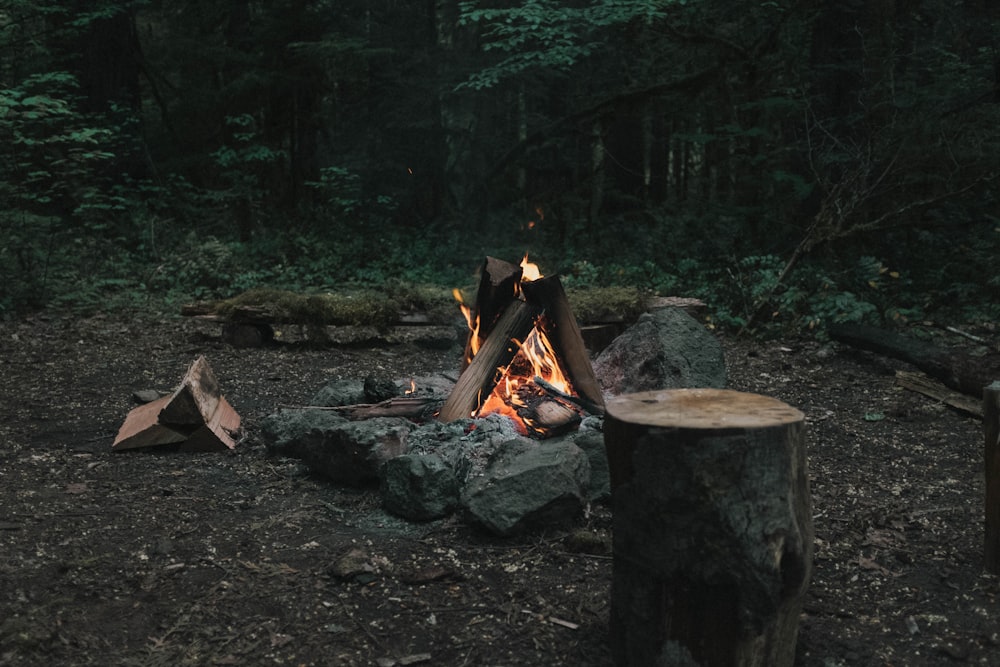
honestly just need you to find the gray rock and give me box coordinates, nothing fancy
[309,379,366,407]
[571,431,610,502]
[461,439,591,536]
[381,453,460,521]
[593,307,726,395]
[364,375,399,402]
[260,409,412,486]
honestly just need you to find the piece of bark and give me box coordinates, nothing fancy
[603,388,812,667]
[439,299,540,422]
[984,381,1000,573]
[829,323,1000,399]
[158,356,220,427]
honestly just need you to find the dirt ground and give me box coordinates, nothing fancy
[0,310,996,666]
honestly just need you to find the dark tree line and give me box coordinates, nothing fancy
[0,0,997,327]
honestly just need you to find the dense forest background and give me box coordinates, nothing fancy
[0,0,997,332]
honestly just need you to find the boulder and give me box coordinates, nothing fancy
[593,307,726,395]
[380,453,460,521]
[308,379,366,407]
[461,438,591,536]
[260,410,412,485]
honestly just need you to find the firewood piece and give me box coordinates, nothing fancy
[112,395,189,450]
[158,356,220,427]
[520,275,606,412]
[895,370,983,417]
[113,356,240,452]
[984,381,1000,573]
[534,375,604,416]
[529,399,581,435]
[439,299,541,422]
[603,388,813,667]
[182,396,241,451]
[462,256,523,370]
[829,323,1000,399]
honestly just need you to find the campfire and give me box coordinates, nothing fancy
[440,255,605,437]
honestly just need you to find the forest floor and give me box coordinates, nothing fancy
[0,309,997,666]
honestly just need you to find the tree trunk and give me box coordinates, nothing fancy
[604,389,813,666]
[983,381,1000,573]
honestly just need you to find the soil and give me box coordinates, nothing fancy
[0,310,996,666]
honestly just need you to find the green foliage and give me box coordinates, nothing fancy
[456,0,682,89]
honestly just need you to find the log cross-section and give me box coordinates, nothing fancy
[603,388,813,667]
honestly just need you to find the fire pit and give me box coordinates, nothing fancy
[260,255,727,535]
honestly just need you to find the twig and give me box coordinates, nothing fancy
[941,325,987,344]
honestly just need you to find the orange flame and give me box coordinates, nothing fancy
[453,287,481,362]
[475,323,575,435]
[520,253,541,282]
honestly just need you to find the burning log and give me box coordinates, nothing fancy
[521,276,605,413]
[603,388,813,666]
[441,255,606,437]
[460,256,524,370]
[439,299,541,422]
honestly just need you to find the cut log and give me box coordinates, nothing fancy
[829,323,1000,399]
[603,388,813,667]
[439,299,541,422]
[521,275,606,412]
[113,357,240,452]
[528,399,581,436]
[984,381,1000,573]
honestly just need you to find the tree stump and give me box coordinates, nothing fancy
[603,388,813,667]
